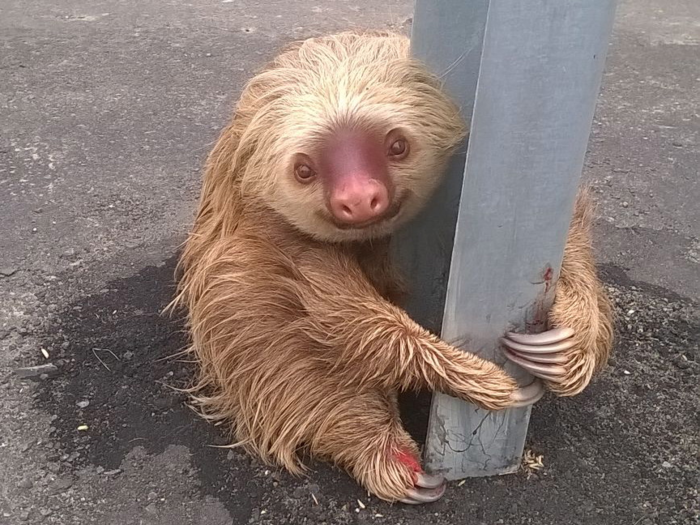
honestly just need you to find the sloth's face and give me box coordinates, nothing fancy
[239,35,466,242]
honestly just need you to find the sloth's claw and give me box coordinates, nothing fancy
[504,349,566,381]
[502,327,576,384]
[509,378,545,407]
[505,327,575,345]
[501,338,575,355]
[416,472,445,489]
[399,482,446,504]
[502,346,570,364]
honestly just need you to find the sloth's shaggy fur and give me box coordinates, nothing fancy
[170,30,613,501]
[549,189,614,396]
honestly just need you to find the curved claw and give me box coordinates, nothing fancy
[501,338,575,355]
[502,327,576,384]
[399,483,446,504]
[504,348,569,364]
[505,327,575,346]
[504,348,566,382]
[510,379,545,407]
[416,472,445,489]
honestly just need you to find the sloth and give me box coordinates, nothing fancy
[171,30,613,504]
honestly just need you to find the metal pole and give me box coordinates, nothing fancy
[393,0,617,478]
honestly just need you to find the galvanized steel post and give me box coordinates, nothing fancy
[393,0,617,478]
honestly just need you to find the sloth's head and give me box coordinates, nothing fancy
[237,32,466,242]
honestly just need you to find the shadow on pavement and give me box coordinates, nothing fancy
[34,256,699,524]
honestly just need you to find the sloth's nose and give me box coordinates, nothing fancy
[329,177,390,225]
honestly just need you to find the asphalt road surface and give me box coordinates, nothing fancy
[1,1,698,524]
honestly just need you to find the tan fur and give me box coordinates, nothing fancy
[171,30,613,502]
[548,189,615,396]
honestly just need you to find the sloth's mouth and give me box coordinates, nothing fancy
[326,192,406,231]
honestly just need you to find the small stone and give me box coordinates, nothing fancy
[96,466,104,474]
[17,478,33,489]
[19,510,30,521]
[39,508,52,517]
[674,357,691,370]
[123,351,134,360]
[145,503,158,515]
[49,477,73,494]
[0,267,17,277]
[77,400,90,409]
[103,469,121,476]
[661,461,672,468]
[621,201,629,208]
[152,396,173,410]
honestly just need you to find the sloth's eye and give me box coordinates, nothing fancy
[294,163,316,183]
[388,138,409,160]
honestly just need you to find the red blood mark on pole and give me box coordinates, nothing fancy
[527,265,555,331]
[543,266,553,291]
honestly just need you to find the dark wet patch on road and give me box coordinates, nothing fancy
[32,255,373,521]
[33,258,699,524]
[33,256,265,520]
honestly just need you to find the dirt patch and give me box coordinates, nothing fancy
[30,258,699,524]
